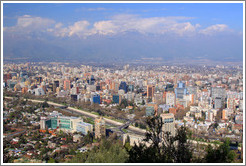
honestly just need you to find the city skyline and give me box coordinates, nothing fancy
[2,2,244,64]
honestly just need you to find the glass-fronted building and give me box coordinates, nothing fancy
[42,112,93,134]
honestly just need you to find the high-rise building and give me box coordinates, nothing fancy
[206,110,214,122]
[119,81,128,93]
[165,83,174,92]
[64,79,71,91]
[147,85,155,99]
[166,92,176,107]
[92,94,100,104]
[211,87,225,99]
[222,109,228,120]
[175,81,187,99]
[128,84,134,92]
[113,94,120,104]
[214,97,223,109]
[71,94,79,101]
[227,98,235,110]
[76,121,93,135]
[89,75,95,85]
[160,113,176,136]
[95,117,106,139]
[146,106,155,116]
[40,117,47,130]
[153,92,163,104]
[113,82,119,92]
[53,81,59,92]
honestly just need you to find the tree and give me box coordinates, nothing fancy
[205,138,236,163]
[48,158,56,163]
[128,116,193,163]
[42,100,49,108]
[124,135,132,152]
[83,132,93,144]
[120,99,128,108]
[70,139,129,163]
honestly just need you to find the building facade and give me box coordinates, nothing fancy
[160,113,176,136]
[95,117,106,139]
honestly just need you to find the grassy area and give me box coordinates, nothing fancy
[91,112,100,116]
[105,125,112,128]
[211,140,222,145]
[110,118,125,123]
[122,129,128,133]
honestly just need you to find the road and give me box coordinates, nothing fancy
[4,97,146,135]
[5,129,27,139]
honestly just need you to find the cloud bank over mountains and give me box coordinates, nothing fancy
[4,14,233,37]
[3,14,243,64]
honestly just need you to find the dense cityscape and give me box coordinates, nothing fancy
[2,62,244,163]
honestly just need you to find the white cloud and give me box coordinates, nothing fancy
[89,14,198,36]
[68,20,90,37]
[4,15,55,33]
[4,14,231,38]
[92,20,118,35]
[199,24,228,35]
[55,23,63,29]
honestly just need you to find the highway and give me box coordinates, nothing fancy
[5,130,27,139]
[4,96,146,135]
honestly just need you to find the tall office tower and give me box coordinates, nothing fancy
[113,94,120,104]
[119,81,128,93]
[40,117,47,130]
[165,83,174,92]
[95,117,106,139]
[146,106,155,117]
[92,93,101,104]
[222,109,228,120]
[214,97,223,109]
[100,82,106,90]
[175,81,187,99]
[53,80,59,92]
[211,87,226,99]
[154,92,163,104]
[227,98,235,110]
[89,75,95,85]
[114,82,119,92]
[166,92,176,107]
[147,85,155,99]
[128,84,134,92]
[64,79,71,91]
[160,113,176,136]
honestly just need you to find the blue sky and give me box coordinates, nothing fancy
[3,3,243,31]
